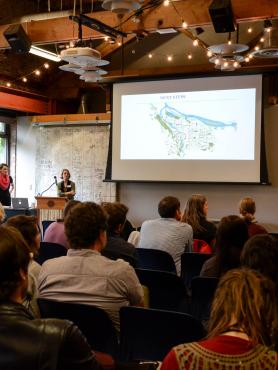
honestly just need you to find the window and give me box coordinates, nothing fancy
[0,122,10,164]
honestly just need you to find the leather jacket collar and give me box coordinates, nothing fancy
[0,301,34,320]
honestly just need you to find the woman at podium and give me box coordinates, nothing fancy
[57,168,76,200]
[0,163,14,206]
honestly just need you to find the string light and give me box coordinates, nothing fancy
[167,55,172,61]
[260,37,265,42]
[193,39,198,47]
[245,57,250,62]
[148,53,153,58]
[163,0,169,6]
[247,27,252,33]
[182,20,188,29]
[255,46,260,51]
[207,50,213,57]
[214,58,220,65]
[187,53,192,60]
[117,41,122,46]
[104,36,109,41]
[228,40,232,45]
[264,19,272,33]
[3,61,52,88]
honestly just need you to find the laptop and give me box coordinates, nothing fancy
[11,198,29,209]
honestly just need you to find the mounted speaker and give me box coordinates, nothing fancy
[209,0,235,33]
[3,24,31,53]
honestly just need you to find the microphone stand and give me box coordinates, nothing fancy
[38,181,57,196]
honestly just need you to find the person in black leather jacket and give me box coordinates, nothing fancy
[0,225,103,370]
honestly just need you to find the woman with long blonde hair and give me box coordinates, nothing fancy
[161,268,278,369]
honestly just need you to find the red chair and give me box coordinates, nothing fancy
[193,239,213,254]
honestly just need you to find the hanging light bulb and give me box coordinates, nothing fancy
[22,77,27,82]
[187,53,192,60]
[44,63,49,69]
[167,55,172,61]
[35,70,41,76]
[182,20,187,29]
[148,53,153,58]
[6,82,11,87]
[264,19,272,33]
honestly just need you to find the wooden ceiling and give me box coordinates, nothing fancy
[0,0,277,113]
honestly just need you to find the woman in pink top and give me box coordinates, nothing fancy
[43,200,80,249]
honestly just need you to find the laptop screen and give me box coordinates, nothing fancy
[11,198,29,209]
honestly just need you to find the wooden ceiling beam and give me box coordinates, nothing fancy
[0,90,52,114]
[97,34,136,57]
[102,58,278,80]
[0,1,277,48]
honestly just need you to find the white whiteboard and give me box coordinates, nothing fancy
[35,125,116,203]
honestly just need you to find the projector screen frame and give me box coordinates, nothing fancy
[108,73,269,185]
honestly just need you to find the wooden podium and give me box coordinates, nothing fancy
[35,196,67,223]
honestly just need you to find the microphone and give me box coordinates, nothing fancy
[39,177,57,196]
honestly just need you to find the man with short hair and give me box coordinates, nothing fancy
[138,196,193,275]
[0,225,102,370]
[101,202,138,267]
[38,202,144,331]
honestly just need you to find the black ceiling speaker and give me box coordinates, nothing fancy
[209,0,236,33]
[3,24,31,53]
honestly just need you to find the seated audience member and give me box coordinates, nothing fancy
[239,197,267,237]
[0,202,5,223]
[0,226,102,370]
[38,202,144,331]
[6,215,41,317]
[120,218,135,241]
[128,230,140,247]
[161,268,278,370]
[182,194,216,247]
[200,215,249,278]
[138,196,193,275]
[43,200,81,249]
[101,202,138,267]
[241,234,278,292]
